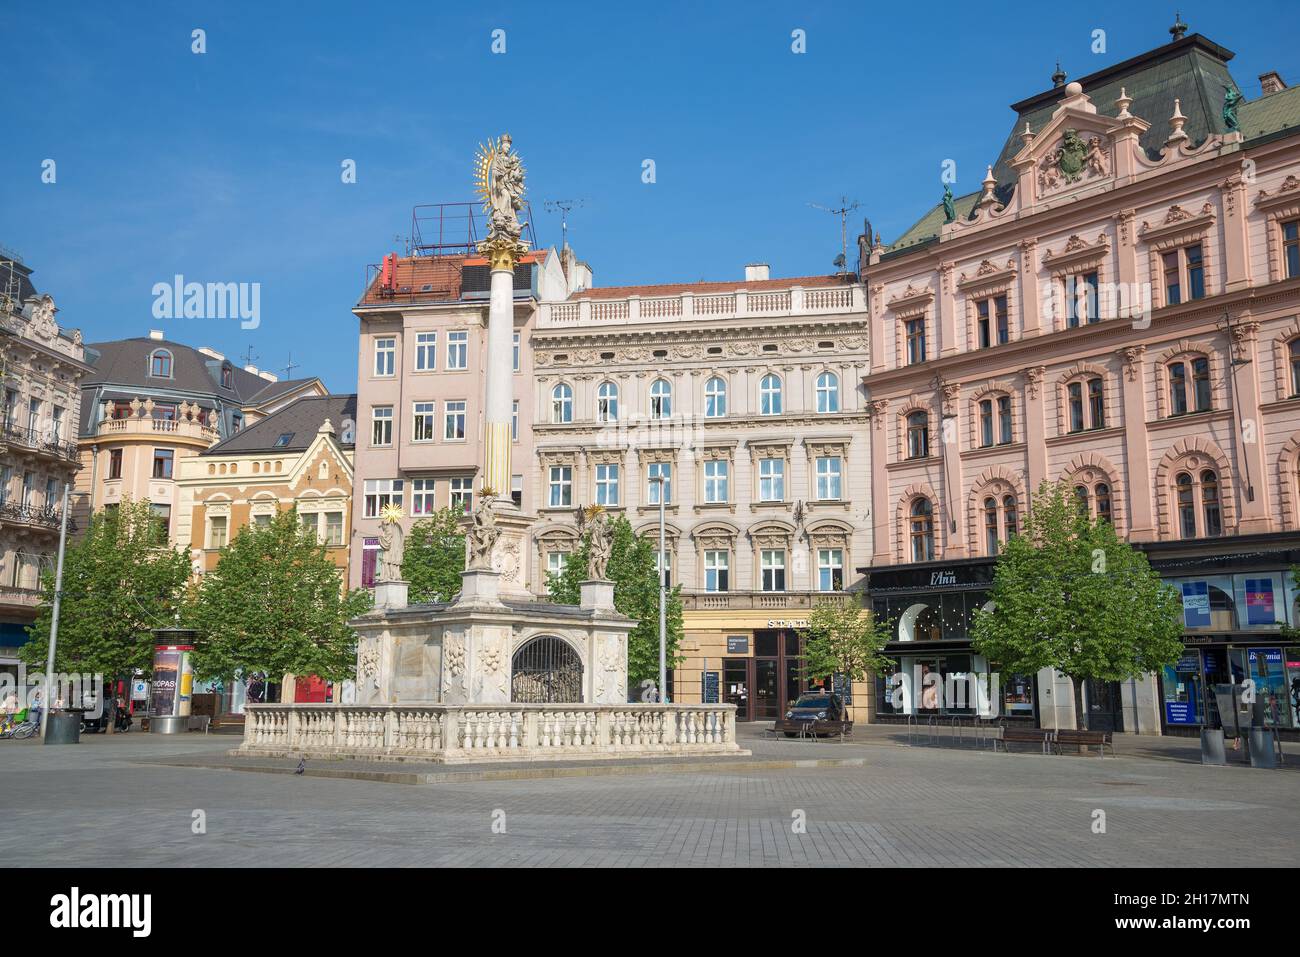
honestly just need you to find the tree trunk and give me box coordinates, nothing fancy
[1070,674,1086,731]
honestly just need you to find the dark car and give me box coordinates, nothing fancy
[774,692,853,737]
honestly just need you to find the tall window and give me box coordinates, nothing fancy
[1175,469,1223,538]
[374,337,396,377]
[108,449,123,480]
[649,379,672,419]
[759,374,783,415]
[984,497,999,556]
[758,458,784,502]
[324,512,344,546]
[512,401,519,441]
[905,318,926,364]
[595,463,619,505]
[704,550,729,592]
[411,479,436,516]
[513,331,521,372]
[976,295,1009,347]
[1163,245,1205,306]
[412,402,436,442]
[1003,495,1018,539]
[816,372,840,413]
[1290,340,1300,397]
[149,349,173,378]
[761,549,786,592]
[1168,358,1211,415]
[372,406,393,446]
[209,515,228,549]
[1065,272,1099,327]
[414,332,437,371]
[909,498,935,562]
[551,384,573,423]
[817,549,844,591]
[548,466,573,508]
[1095,483,1112,523]
[1067,377,1104,432]
[596,381,618,422]
[979,396,1013,448]
[906,411,929,459]
[704,377,727,417]
[363,478,403,517]
[444,400,466,440]
[152,448,173,479]
[984,494,1018,555]
[447,331,468,370]
[1284,220,1300,279]
[703,460,729,503]
[647,462,671,504]
[815,456,842,501]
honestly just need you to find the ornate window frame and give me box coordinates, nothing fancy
[750,519,795,591]
[887,285,935,369]
[965,466,1026,556]
[968,380,1018,448]
[897,397,933,462]
[748,437,795,505]
[957,258,1018,351]
[1056,361,1112,434]
[807,518,852,592]
[1254,175,1300,283]
[1041,231,1112,331]
[1154,339,1221,419]
[696,442,737,512]
[1271,319,1300,402]
[896,483,939,564]
[1138,204,1217,307]
[1060,452,1126,533]
[1153,438,1235,539]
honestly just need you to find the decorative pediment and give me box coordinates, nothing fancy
[1254,175,1300,212]
[956,257,1017,294]
[1138,202,1216,247]
[1041,231,1111,274]
[885,284,934,318]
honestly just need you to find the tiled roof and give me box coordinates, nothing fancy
[357,250,550,306]
[569,274,853,300]
[202,394,357,455]
[245,377,323,407]
[1241,83,1300,142]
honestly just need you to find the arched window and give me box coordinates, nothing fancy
[1175,472,1196,538]
[978,394,1014,448]
[1066,376,1105,433]
[1168,357,1212,415]
[596,381,618,422]
[1173,468,1223,539]
[909,498,935,562]
[649,378,672,419]
[1095,483,1112,523]
[1290,340,1300,398]
[551,383,573,423]
[149,349,173,378]
[1074,484,1091,516]
[1201,469,1222,537]
[815,371,840,413]
[759,374,783,415]
[704,376,727,418]
[984,497,999,555]
[1003,495,1018,539]
[982,493,1018,555]
[906,412,929,459]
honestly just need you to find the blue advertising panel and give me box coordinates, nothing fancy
[1162,651,1203,725]
[1244,579,1277,626]
[1180,581,1211,628]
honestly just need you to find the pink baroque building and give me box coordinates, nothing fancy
[859,28,1300,736]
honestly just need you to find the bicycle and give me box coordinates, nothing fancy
[0,720,38,740]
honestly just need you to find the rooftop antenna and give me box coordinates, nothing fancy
[544,199,586,249]
[240,345,259,367]
[282,352,300,380]
[808,196,860,275]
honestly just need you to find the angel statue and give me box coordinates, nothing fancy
[1222,86,1243,133]
[474,134,528,244]
[941,184,956,224]
[377,503,405,583]
[587,511,614,582]
[467,495,500,570]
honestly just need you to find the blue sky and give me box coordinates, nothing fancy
[4,1,1296,392]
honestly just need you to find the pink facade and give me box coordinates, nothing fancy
[863,70,1300,568]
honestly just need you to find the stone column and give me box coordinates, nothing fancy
[483,260,516,498]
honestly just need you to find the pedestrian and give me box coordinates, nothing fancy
[30,690,42,729]
[1,688,17,733]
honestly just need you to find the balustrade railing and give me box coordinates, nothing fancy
[0,423,79,460]
[241,703,741,762]
[537,282,864,328]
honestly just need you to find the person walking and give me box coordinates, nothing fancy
[29,690,43,730]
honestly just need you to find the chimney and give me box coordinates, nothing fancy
[745,263,770,283]
[148,329,165,340]
[1260,71,1287,96]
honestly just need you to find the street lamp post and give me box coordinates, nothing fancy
[653,476,667,704]
[41,482,71,743]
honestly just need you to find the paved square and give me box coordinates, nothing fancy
[4,728,1296,867]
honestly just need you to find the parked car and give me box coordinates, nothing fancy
[774,692,852,737]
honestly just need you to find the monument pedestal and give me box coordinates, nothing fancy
[373,579,409,611]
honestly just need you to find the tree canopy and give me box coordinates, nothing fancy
[803,598,894,690]
[401,507,466,604]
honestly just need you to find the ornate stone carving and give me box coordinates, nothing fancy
[467,496,500,570]
[1025,366,1046,400]
[586,510,613,581]
[376,504,405,582]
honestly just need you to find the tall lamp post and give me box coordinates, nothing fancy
[652,475,667,703]
[41,483,72,743]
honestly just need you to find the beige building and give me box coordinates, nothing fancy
[0,254,92,684]
[75,330,326,543]
[529,265,873,720]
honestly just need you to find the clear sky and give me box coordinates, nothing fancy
[4,1,1296,392]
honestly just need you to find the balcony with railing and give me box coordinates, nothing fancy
[538,283,866,328]
[0,500,74,533]
[679,590,852,612]
[0,423,80,462]
[96,398,220,446]
[0,585,42,609]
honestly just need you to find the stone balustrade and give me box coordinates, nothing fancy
[538,283,864,328]
[240,702,745,763]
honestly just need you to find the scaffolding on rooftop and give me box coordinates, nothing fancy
[410,201,538,258]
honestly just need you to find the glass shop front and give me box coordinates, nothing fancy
[866,558,1040,725]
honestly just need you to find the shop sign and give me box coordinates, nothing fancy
[1165,701,1197,725]
[1180,581,1211,628]
[1244,579,1277,625]
[766,619,808,629]
[726,636,749,654]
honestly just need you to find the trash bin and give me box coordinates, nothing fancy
[43,710,81,745]
[1248,727,1278,769]
[1200,728,1226,766]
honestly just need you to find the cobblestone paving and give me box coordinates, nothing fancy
[3,729,1296,867]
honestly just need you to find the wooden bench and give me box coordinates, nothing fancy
[187,715,211,734]
[993,726,1054,754]
[1053,729,1114,756]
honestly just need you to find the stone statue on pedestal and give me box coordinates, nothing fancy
[467,496,500,570]
[941,184,956,224]
[376,504,405,583]
[475,133,528,245]
[1223,86,1243,132]
[587,511,613,581]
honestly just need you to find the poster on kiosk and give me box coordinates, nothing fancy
[151,644,194,718]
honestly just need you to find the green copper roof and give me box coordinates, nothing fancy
[883,191,982,258]
[1240,84,1300,142]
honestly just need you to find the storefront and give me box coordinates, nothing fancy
[865,557,1042,726]
[1145,535,1300,738]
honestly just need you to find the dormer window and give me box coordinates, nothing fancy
[221,364,233,388]
[149,349,173,378]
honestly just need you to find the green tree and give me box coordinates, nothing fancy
[190,507,371,690]
[804,597,894,694]
[970,480,1184,729]
[21,499,192,681]
[547,513,683,696]
[402,507,466,603]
